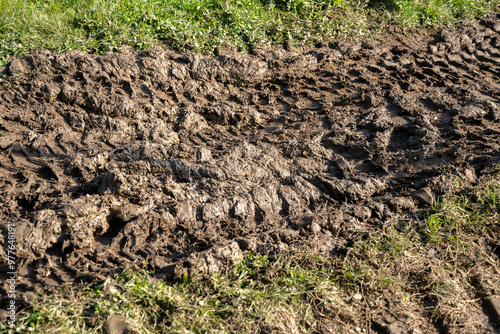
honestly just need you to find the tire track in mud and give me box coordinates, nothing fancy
[0,14,499,331]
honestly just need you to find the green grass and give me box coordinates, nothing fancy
[5,173,500,333]
[6,253,350,333]
[372,0,497,26]
[0,0,499,65]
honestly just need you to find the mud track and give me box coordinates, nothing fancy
[1,13,500,319]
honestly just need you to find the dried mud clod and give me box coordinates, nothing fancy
[0,14,500,333]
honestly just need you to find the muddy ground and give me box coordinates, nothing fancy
[0,13,500,333]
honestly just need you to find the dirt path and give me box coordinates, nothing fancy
[0,13,499,332]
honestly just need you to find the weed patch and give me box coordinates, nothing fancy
[338,173,500,332]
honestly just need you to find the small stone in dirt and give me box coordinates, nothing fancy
[196,147,213,162]
[493,22,500,33]
[411,187,434,206]
[428,45,438,54]
[113,203,147,223]
[236,238,255,251]
[463,168,477,183]
[233,198,254,220]
[8,58,25,75]
[333,156,352,178]
[310,222,322,233]
[0,309,8,323]
[487,101,499,121]
[459,34,470,46]
[485,296,500,323]
[389,197,415,211]
[426,248,439,259]
[202,201,229,222]
[175,200,195,223]
[352,206,371,221]
[0,133,20,149]
[104,314,130,334]
[59,84,77,104]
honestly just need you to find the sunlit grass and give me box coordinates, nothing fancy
[1,0,499,65]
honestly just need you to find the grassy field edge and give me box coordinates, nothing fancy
[0,0,500,65]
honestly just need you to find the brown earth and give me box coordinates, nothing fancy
[0,13,500,333]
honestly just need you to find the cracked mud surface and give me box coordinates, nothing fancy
[0,14,500,332]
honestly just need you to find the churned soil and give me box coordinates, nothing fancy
[0,12,499,332]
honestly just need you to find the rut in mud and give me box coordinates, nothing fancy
[0,13,500,331]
